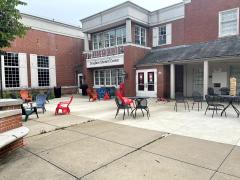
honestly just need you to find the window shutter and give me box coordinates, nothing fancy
[166,23,172,45]
[30,54,38,88]
[18,53,28,88]
[152,27,159,47]
[1,55,5,89]
[49,56,56,87]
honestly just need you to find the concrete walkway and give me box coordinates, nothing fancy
[25,95,240,146]
[1,120,240,180]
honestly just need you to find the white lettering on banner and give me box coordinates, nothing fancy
[86,54,124,68]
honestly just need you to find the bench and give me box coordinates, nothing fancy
[0,127,29,149]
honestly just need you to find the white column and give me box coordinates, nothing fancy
[203,60,209,99]
[84,33,89,51]
[170,64,175,99]
[126,19,132,43]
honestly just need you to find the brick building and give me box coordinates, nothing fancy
[1,13,84,94]
[81,0,240,98]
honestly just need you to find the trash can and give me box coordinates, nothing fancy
[81,84,88,96]
[54,86,62,98]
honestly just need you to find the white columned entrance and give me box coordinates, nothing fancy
[84,33,89,51]
[170,64,175,99]
[126,19,132,43]
[203,60,209,99]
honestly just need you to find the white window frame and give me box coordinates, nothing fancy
[2,53,20,89]
[93,68,124,88]
[135,25,147,46]
[158,25,167,46]
[37,55,50,87]
[219,8,239,38]
[92,26,126,50]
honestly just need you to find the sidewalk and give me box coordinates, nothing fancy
[1,120,240,180]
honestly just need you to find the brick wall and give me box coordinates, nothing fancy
[4,29,84,89]
[184,0,240,44]
[0,113,24,158]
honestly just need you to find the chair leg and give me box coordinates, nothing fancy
[198,102,199,111]
[24,115,28,122]
[205,105,209,115]
[141,109,144,117]
[187,102,190,112]
[115,108,119,119]
[192,102,194,110]
[127,108,129,116]
[184,103,186,110]
[123,109,125,120]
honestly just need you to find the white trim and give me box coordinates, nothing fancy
[218,8,239,38]
[134,25,147,46]
[18,53,28,88]
[30,54,38,88]
[1,55,5,89]
[21,14,84,39]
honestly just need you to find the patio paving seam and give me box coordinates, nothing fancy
[209,145,236,180]
[22,148,79,179]
[79,135,167,179]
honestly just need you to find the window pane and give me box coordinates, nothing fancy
[38,69,50,87]
[159,26,167,45]
[105,69,111,85]
[37,56,49,68]
[98,33,104,49]
[117,69,124,85]
[94,71,99,85]
[220,9,238,36]
[5,67,20,88]
[109,30,116,46]
[116,28,123,45]
[104,32,110,48]
[135,26,140,45]
[111,69,117,86]
[100,70,105,85]
[4,53,20,88]
[93,34,98,49]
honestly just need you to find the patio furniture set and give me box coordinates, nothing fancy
[20,90,51,121]
[175,87,240,118]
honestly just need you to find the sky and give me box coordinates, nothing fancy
[18,0,182,27]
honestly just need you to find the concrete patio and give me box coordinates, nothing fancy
[1,120,240,180]
[25,95,240,146]
[1,95,240,179]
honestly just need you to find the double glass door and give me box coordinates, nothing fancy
[136,69,157,97]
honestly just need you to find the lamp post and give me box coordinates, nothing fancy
[0,51,3,98]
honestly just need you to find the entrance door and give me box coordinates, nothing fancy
[77,73,84,94]
[136,69,157,97]
[175,65,184,94]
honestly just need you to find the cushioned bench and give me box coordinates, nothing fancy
[0,127,29,149]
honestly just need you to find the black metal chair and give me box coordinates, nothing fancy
[192,91,203,111]
[133,98,150,119]
[208,87,218,96]
[174,92,190,112]
[219,87,230,95]
[21,104,39,121]
[205,95,226,118]
[115,97,131,120]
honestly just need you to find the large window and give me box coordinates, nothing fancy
[94,68,124,87]
[37,56,50,87]
[158,25,167,45]
[4,53,20,88]
[92,27,126,50]
[219,8,239,37]
[135,25,146,46]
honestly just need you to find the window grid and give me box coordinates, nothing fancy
[92,27,126,50]
[37,56,50,87]
[4,53,20,88]
[135,25,146,46]
[219,8,239,37]
[158,26,167,45]
[94,68,124,87]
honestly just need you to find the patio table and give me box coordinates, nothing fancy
[127,96,150,118]
[220,95,240,117]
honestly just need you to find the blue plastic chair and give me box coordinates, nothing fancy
[97,88,106,99]
[36,94,47,113]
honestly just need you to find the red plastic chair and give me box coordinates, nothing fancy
[116,90,133,106]
[20,90,32,102]
[55,96,73,115]
[86,88,98,102]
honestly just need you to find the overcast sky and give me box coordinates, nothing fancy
[18,0,183,27]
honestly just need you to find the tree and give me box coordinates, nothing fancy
[0,0,28,98]
[0,0,28,49]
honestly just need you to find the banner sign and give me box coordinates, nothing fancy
[86,54,124,68]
